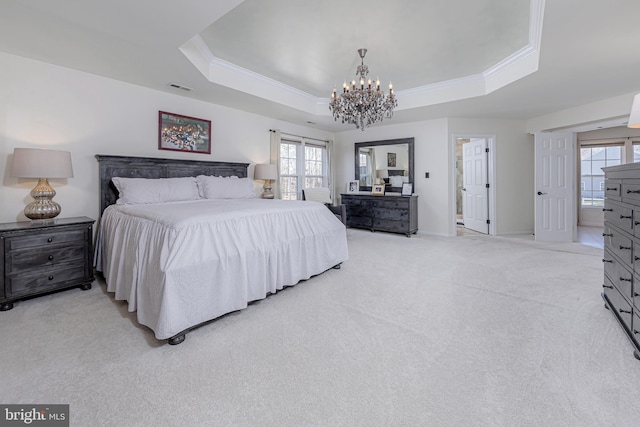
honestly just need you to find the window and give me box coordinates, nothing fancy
[279,137,328,200]
[580,145,622,207]
[634,142,640,163]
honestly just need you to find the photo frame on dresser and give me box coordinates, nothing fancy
[372,184,385,196]
[347,180,360,193]
[402,182,413,196]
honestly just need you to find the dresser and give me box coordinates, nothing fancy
[340,194,418,237]
[0,217,95,311]
[602,163,640,360]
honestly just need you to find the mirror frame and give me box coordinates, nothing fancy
[354,137,415,193]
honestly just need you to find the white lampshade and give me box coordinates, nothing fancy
[254,163,277,180]
[376,169,389,179]
[11,148,74,178]
[629,93,640,129]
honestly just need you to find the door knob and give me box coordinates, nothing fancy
[537,191,547,196]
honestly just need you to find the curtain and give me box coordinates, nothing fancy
[326,139,335,203]
[269,129,281,199]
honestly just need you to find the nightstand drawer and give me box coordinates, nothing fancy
[6,264,87,299]
[7,245,85,273]
[7,229,85,250]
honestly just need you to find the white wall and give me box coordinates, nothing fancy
[449,118,534,235]
[334,119,450,236]
[0,52,333,223]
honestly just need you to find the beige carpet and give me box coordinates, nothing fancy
[2,229,638,426]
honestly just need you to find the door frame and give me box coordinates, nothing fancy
[450,134,497,236]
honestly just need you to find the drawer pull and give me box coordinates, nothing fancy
[603,284,614,289]
[603,233,613,237]
[603,208,613,212]
[620,215,632,219]
[619,308,632,314]
[620,277,632,282]
[602,259,613,263]
[635,256,640,261]
[48,275,54,281]
[627,189,640,194]
[48,255,54,260]
[635,292,640,297]
[620,245,632,250]
[47,237,53,243]
[636,221,640,226]
[635,330,640,335]
[606,187,618,191]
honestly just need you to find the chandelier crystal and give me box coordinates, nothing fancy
[329,48,397,131]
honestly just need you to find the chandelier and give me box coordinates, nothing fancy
[329,48,397,131]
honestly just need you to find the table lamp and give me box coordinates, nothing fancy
[11,147,74,220]
[376,169,388,184]
[254,164,277,199]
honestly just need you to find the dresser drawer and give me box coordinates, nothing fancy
[6,229,85,251]
[373,199,410,210]
[373,218,409,234]
[603,248,634,301]
[604,200,633,233]
[604,179,622,201]
[6,264,87,299]
[604,276,633,334]
[622,179,640,204]
[603,226,633,267]
[7,244,85,274]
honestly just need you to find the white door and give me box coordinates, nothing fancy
[534,132,576,242]
[462,138,489,234]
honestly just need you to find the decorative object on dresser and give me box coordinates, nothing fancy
[11,148,74,220]
[402,182,413,196]
[347,180,359,193]
[0,217,95,311]
[341,193,418,237]
[158,111,211,154]
[254,163,277,199]
[602,162,640,359]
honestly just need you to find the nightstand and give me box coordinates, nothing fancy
[0,216,95,311]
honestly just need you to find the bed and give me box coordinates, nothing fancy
[94,155,348,344]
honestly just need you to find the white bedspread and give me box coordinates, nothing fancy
[95,199,348,339]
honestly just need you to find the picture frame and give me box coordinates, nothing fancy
[387,152,396,167]
[158,111,211,154]
[347,180,360,193]
[372,184,386,196]
[402,182,413,196]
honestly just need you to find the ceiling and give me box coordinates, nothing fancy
[1,0,640,132]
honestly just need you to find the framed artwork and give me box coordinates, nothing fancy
[372,184,385,196]
[387,152,396,167]
[402,182,413,196]
[158,111,211,154]
[347,180,360,193]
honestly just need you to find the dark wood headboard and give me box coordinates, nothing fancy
[96,155,250,214]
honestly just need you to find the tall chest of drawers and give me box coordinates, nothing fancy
[0,216,95,311]
[602,163,640,359]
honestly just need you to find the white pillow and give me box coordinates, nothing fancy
[112,177,200,205]
[197,175,256,199]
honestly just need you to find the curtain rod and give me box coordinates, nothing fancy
[269,129,329,143]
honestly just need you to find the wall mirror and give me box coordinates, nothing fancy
[354,137,414,193]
